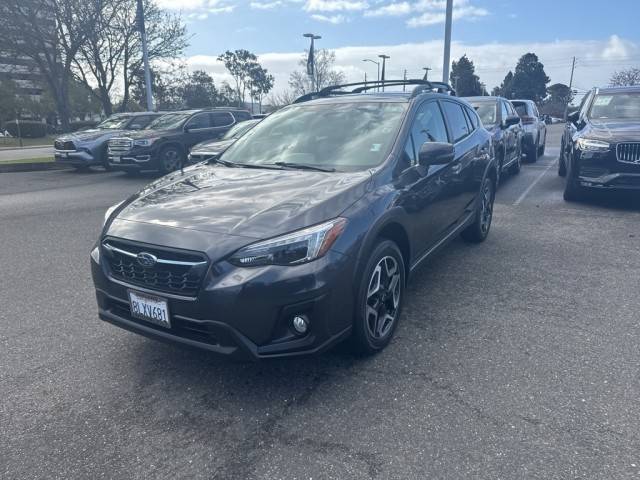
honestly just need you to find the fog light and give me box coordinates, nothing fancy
[91,246,100,264]
[292,315,309,335]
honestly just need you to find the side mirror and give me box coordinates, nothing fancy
[503,115,520,128]
[567,111,579,124]
[418,142,455,167]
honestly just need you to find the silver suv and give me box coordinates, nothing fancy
[512,99,547,162]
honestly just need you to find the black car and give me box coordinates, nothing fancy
[107,108,252,174]
[54,112,163,171]
[188,119,261,163]
[560,86,640,200]
[466,96,523,184]
[91,80,497,360]
[511,99,547,162]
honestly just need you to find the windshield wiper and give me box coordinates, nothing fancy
[206,157,283,170]
[206,156,238,167]
[272,162,336,172]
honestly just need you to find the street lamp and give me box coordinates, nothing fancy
[378,54,390,91]
[362,59,380,91]
[303,33,321,92]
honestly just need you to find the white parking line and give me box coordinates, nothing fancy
[513,156,558,206]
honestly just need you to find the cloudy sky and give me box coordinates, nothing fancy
[157,0,640,99]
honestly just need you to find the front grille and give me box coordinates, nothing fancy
[617,143,640,164]
[102,238,209,297]
[108,138,133,154]
[55,140,75,150]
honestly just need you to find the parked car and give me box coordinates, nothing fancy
[466,96,523,184]
[107,108,252,174]
[92,79,497,360]
[559,85,640,201]
[511,99,547,162]
[188,119,261,163]
[53,112,163,171]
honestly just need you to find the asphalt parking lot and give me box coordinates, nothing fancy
[2,124,640,479]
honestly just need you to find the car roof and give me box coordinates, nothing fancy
[596,85,640,94]
[511,99,533,104]
[464,96,503,103]
[296,91,460,106]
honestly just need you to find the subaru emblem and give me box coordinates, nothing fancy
[136,252,157,268]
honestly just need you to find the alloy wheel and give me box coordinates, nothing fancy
[162,149,181,172]
[365,256,401,340]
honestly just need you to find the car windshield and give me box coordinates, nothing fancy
[96,115,132,130]
[220,102,408,172]
[589,92,640,120]
[146,113,191,130]
[470,102,497,125]
[222,120,259,140]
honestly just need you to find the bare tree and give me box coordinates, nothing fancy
[610,68,640,87]
[0,0,95,130]
[289,49,345,96]
[73,0,188,115]
[266,90,297,109]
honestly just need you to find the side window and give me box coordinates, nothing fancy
[412,101,449,150]
[129,116,153,129]
[211,112,234,127]
[233,111,251,122]
[185,113,210,130]
[501,102,510,121]
[398,136,416,171]
[506,102,517,116]
[441,101,470,142]
[465,106,479,130]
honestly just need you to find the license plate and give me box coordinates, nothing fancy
[128,290,170,328]
[112,156,121,163]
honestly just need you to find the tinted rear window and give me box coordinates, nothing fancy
[513,103,529,117]
[441,101,470,142]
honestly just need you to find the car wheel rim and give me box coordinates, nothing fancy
[163,150,180,170]
[480,180,493,234]
[365,256,401,340]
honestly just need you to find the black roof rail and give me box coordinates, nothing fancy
[293,79,456,103]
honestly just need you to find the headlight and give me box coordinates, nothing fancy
[576,138,610,151]
[103,201,124,226]
[229,218,347,267]
[133,138,158,147]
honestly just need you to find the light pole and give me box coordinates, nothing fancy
[442,0,453,84]
[378,54,390,91]
[423,67,432,81]
[362,59,380,91]
[303,33,321,92]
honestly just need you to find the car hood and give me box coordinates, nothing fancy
[583,121,640,142]
[57,128,123,143]
[191,138,236,154]
[113,164,371,239]
[123,128,177,140]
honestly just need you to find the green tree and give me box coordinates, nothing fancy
[541,83,573,117]
[494,71,514,98]
[248,65,275,114]
[181,70,219,108]
[218,49,260,107]
[449,55,483,96]
[509,53,550,103]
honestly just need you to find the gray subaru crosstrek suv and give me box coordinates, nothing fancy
[54,112,163,171]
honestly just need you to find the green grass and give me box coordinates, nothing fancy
[0,135,55,148]
[1,157,53,165]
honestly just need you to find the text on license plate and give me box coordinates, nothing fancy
[128,291,170,327]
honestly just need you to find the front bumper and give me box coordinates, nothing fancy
[575,150,640,191]
[108,145,156,170]
[54,149,96,166]
[91,243,356,361]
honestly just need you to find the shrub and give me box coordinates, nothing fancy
[3,120,47,138]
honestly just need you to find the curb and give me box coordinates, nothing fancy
[0,162,67,173]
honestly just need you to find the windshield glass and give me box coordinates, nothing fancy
[97,115,132,130]
[223,120,259,140]
[220,102,408,171]
[146,113,191,130]
[589,92,640,120]
[470,102,497,125]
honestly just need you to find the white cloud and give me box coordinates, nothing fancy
[185,36,640,100]
[364,2,411,17]
[407,4,488,26]
[311,13,348,23]
[250,1,285,9]
[304,0,369,11]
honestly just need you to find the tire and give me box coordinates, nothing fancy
[495,149,504,186]
[461,175,495,243]
[351,240,406,355]
[158,145,183,174]
[563,157,582,202]
[558,141,567,177]
[527,141,538,163]
[509,142,522,175]
[538,140,545,157]
[101,146,112,171]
